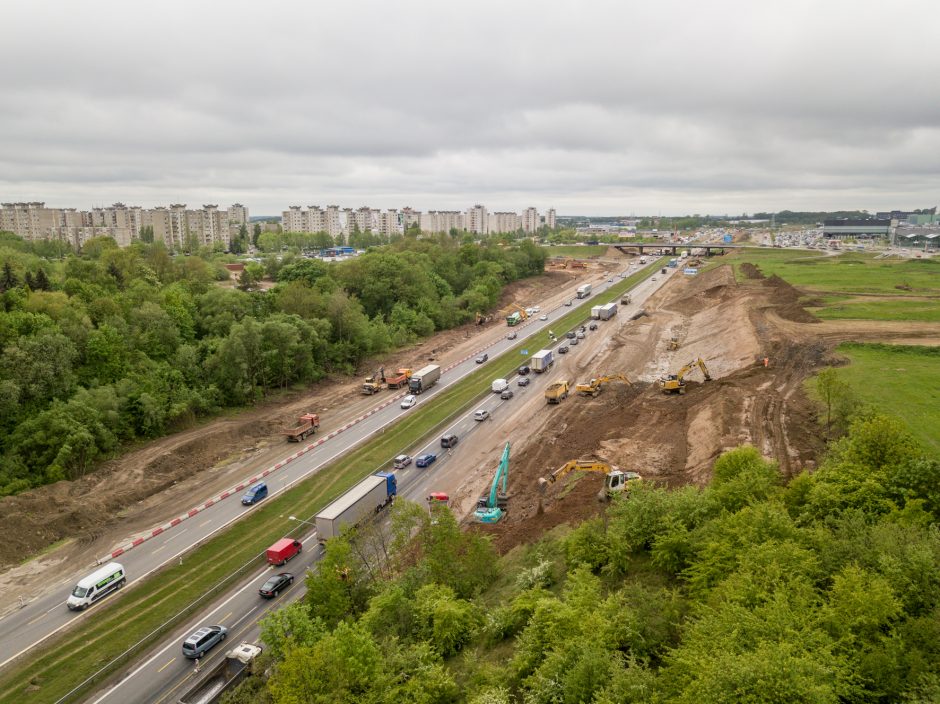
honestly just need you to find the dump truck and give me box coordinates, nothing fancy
[385,368,412,389]
[531,349,554,373]
[283,413,320,442]
[545,380,570,404]
[177,642,262,704]
[409,364,441,394]
[315,471,397,543]
[576,283,592,299]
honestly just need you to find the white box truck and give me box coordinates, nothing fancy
[598,302,618,320]
[576,284,592,299]
[315,472,397,543]
[532,349,554,373]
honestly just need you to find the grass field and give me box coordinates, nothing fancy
[544,245,608,258]
[832,343,940,456]
[811,298,940,323]
[727,249,940,295]
[0,261,664,704]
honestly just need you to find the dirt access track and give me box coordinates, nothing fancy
[462,262,940,554]
[0,255,624,610]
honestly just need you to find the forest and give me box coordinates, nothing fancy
[227,412,940,704]
[0,232,546,496]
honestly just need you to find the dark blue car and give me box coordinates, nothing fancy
[416,454,437,468]
[241,482,268,505]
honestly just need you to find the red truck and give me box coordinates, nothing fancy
[266,538,302,566]
[385,368,412,389]
[283,413,319,442]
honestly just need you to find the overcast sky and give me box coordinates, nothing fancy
[2,0,939,216]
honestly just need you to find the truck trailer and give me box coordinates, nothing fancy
[409,364,441,394]
[531,349,554,373]
[315,471,397,543]
[177,643,262,704]
[576,284,592,299]
[597,302,618,320]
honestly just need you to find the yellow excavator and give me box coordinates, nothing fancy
[659,358,711,394]
[362,367,386,395]
[575,373,632,398]
[667,336,680,351]
[538,460,641,500]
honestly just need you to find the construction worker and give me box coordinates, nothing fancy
[763,357,770,368]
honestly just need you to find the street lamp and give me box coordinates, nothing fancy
[287,515,316,528]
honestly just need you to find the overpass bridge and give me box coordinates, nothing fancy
[612,243,761,256]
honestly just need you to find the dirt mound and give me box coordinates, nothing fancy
[762,274,820,324]
[741,262,764,279]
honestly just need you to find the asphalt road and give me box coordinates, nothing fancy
[81,261,681,704]
[0,261,662,673]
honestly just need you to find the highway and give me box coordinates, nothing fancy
[81,260,680,704]
[0,261,661,671]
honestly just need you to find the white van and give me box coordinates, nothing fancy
[491,378,509,393]
[66,562,126,611]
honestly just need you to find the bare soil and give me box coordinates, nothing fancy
[0,258,622,611]
[464,264,940,554]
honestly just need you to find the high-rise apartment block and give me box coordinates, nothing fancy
[0,201,239,249]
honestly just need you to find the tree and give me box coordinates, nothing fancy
[815,368,854,439]
[252,222,262,247]
[33,268,51,291]
[0,262,18,292]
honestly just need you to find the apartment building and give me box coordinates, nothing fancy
[401,207,422,231]
[421,210,465,234]
[465,204,488,234]
[228,203,249,235]
[546,208,556,229]
[488,211,522,234]
[522,207,540,233]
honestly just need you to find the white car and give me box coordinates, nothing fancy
[539,314,548,321]
[532,306,540,312]
[473,409,490,421]
[400,394,417,409]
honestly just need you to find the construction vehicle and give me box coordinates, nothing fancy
[620,293,632,305]
[545,380,570,404]
[575,373,632,397]
[501,303,528,327]
[283,413,320,442]
[362,367,386,394]
[667,336,680,351]
[538,460,641,500]
[475,312,493,325]
[385,368,412,389]
[177,643,263,704]
[660,358,711,394]
[474,442,510,523]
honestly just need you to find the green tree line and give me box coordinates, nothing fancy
[0,232,545,495]
[230,412,940,704]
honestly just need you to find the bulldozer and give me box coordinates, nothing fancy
[538,460,641,500]
[575,373,632,398]
[362,367,387,395]
[667,336,680,351]
[659,358,711,394]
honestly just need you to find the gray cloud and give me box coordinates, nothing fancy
[2,0,939,215]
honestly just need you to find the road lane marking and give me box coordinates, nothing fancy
[231,605,257,628]
[165,528,186,542]
[219,611,233,624]
[157,657,176,673]
[152,545,166,554]
[198,519,212,528]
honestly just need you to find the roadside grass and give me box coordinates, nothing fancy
[830,343,940,456]
[726,249,940,295]
[0,263,661,704]
[544,245,608,258]
[811,298,940,323]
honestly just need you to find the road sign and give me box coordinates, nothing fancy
[521,349,528,355]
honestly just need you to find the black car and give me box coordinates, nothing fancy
[475,353,488,364]
[500,389,515,400]
[259,572,294,598]
[517,377,531,387]
[518,365,530,375]
[558,345,570,354]
[566,331,576,339]
[589,323,598,331]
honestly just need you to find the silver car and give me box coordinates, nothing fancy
[182,625,227,659]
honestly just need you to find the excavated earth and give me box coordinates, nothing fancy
[470,263,940,553]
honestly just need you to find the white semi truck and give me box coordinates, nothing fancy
[315,472,398,543]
